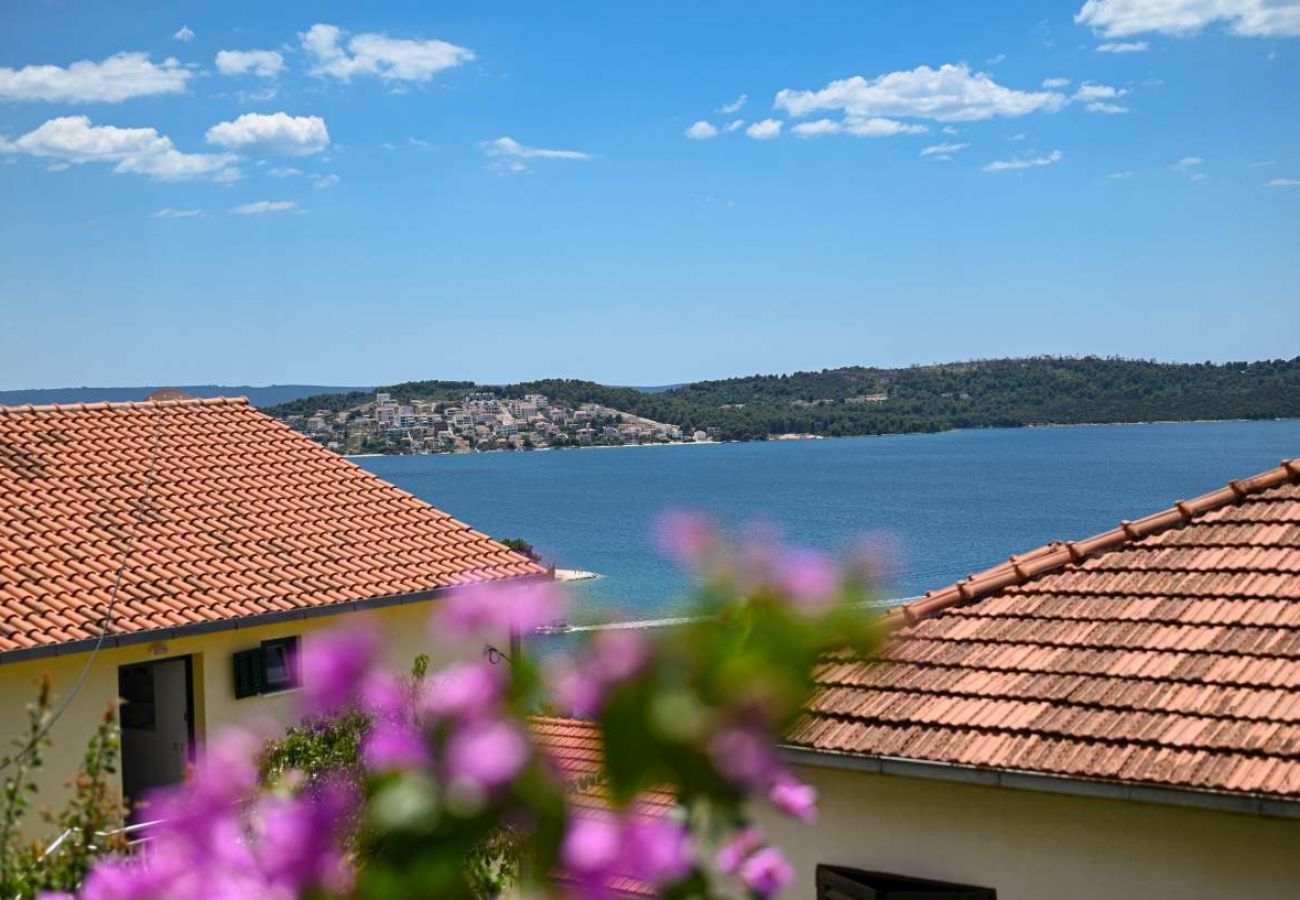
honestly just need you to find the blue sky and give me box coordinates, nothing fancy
[2,1,1298,389]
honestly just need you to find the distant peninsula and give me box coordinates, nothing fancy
[262,356,1300,456]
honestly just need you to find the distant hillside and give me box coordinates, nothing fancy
[265,356,1300,443]
[0,384,371,408]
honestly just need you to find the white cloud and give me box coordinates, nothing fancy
[231,200,300,215]
[791,116,925,138]
[791,118,843,137]
[941,125,960,134]
[1076,0,1300,38]
[216,49,286,78]
[482,136,591,173]
[312,173,339,189]
[746,118,782,140]
[302,23,474,83]
[775,63,1067,124]
[152,207,202,218]
[986,53,1007,65]
[206,112,329,156]
[983,149,1064,172]
[685,120,719,139]
[921,141,969,156]
[0,52,191,102]
[268,166,303,177]
[1074,81,1130,113]
[173,26,195,43]
[718,93,747,114]
[1042,77,1072,88]
[724,119,746,132]
[0,116,239,181]
[1097,40,1151,51]
[1266,177,1300,186]
[1172,156,1208,180]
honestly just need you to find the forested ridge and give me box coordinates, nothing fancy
[266,356,1300,441]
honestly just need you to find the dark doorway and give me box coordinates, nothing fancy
[118,656,195,817]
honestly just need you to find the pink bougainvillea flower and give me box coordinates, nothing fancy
[773,547,840,614]
[590,628,649,684]
[653,509,718,568]
[716,826,764,875]
[422,659,504,721]
[623,812,692,886]
[709,725,776,788]
[256,781,356,894]
[300,626,380,716]
[562,813,622,877]
[768,772,818,822]
[545,653,606,716]
[446,718,530,790]
[740,846,796,898]
[362,720,429,773]
[436,580,566,640]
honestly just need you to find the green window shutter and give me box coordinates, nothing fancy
[233,647,267,699]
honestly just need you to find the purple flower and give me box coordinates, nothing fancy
[562,814,622,876]
[624,813,692,886]
[709,725,777,788]
[716,826,763,875]
[436,580,566,639]
[300,626,379,716]
[740,846,795,898]
[590,629,648,684]
[545,654,605,715]
[422,660,503,721]
[256,782,356,894]
[768,773,818,822]
[362,720,429,773]
[446,718,529,790]
[654,510,717,568]
[774,548,839,614]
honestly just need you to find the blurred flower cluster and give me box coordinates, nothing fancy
[73,513,883,899]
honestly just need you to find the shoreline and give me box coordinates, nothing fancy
[342,416,1298,460]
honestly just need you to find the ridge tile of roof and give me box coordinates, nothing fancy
[793,457,1300,804]
[0,397,546,655]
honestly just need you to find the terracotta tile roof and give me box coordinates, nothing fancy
[0,398,545,655]
[790,458,1300,801]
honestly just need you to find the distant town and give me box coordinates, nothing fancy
[282,391,714,455]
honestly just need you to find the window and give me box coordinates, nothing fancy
[816,865,996,899]
[233,636,300,699]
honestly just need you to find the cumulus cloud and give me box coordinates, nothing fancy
[482,136,591,173]
[302,23,474,83]
[206,113,329,156]
[921,141,970,157]
[1042,77,1072,88]
[791,118,843,137]
[775,63,1067,125]
[0,116,238,181]
[1267,177,1300,185]
[1172,156,1208,180]
[746,118,782,140]
[216,49,285,78]
[1076,0,1300,38]
[983,148,1064,172]
[153,207,202,218]
[312,173,339,189]
[790,116,925,138]
[718,93,747,114]
[1097,40,1150,51]
[173,26,195,42]
[0,52,190,102]
[231,200,300,215]
[1074,81,1130,112]
[685,120,719,139]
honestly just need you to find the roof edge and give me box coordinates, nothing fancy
[0,396,251,415]
[778,744,1300,820]
[886,457,1300,629]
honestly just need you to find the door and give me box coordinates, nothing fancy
[118,656,195,817]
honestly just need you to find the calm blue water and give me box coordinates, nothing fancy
[357,421,1300,623]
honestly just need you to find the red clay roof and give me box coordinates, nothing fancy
[0,398,545,654]
[790,458,1300,801]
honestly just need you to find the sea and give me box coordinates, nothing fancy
[356,420,1300,625]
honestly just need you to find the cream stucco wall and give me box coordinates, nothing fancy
[754,759,1300,900]
[0,599,502,837]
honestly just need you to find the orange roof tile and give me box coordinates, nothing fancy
[0,398,545,655]
[790,458,1300,802]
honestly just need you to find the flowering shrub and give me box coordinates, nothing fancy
[75,514,883,898]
